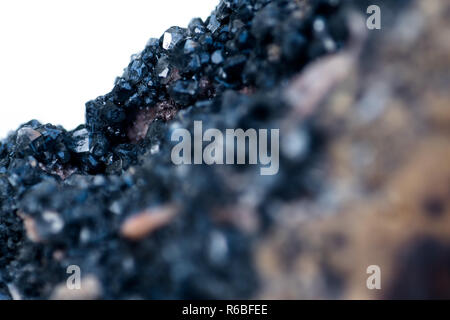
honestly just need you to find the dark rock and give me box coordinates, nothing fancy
[162,27,186,50]
[0,0,379,300]
[168,80,199,106]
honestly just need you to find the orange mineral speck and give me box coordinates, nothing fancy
[120,205,177,240]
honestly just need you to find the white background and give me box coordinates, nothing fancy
[0,0,217,138]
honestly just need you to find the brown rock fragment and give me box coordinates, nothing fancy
[51,275,102,300]
[16,210,41,243]
[120,205,178,240]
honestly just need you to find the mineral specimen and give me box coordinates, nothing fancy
[0,0,449,300]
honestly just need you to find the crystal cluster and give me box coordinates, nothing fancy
[0,0,350,299]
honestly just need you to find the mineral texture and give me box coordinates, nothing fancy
[0,0,449,299]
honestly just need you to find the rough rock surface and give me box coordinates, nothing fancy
[0,0,449,299]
